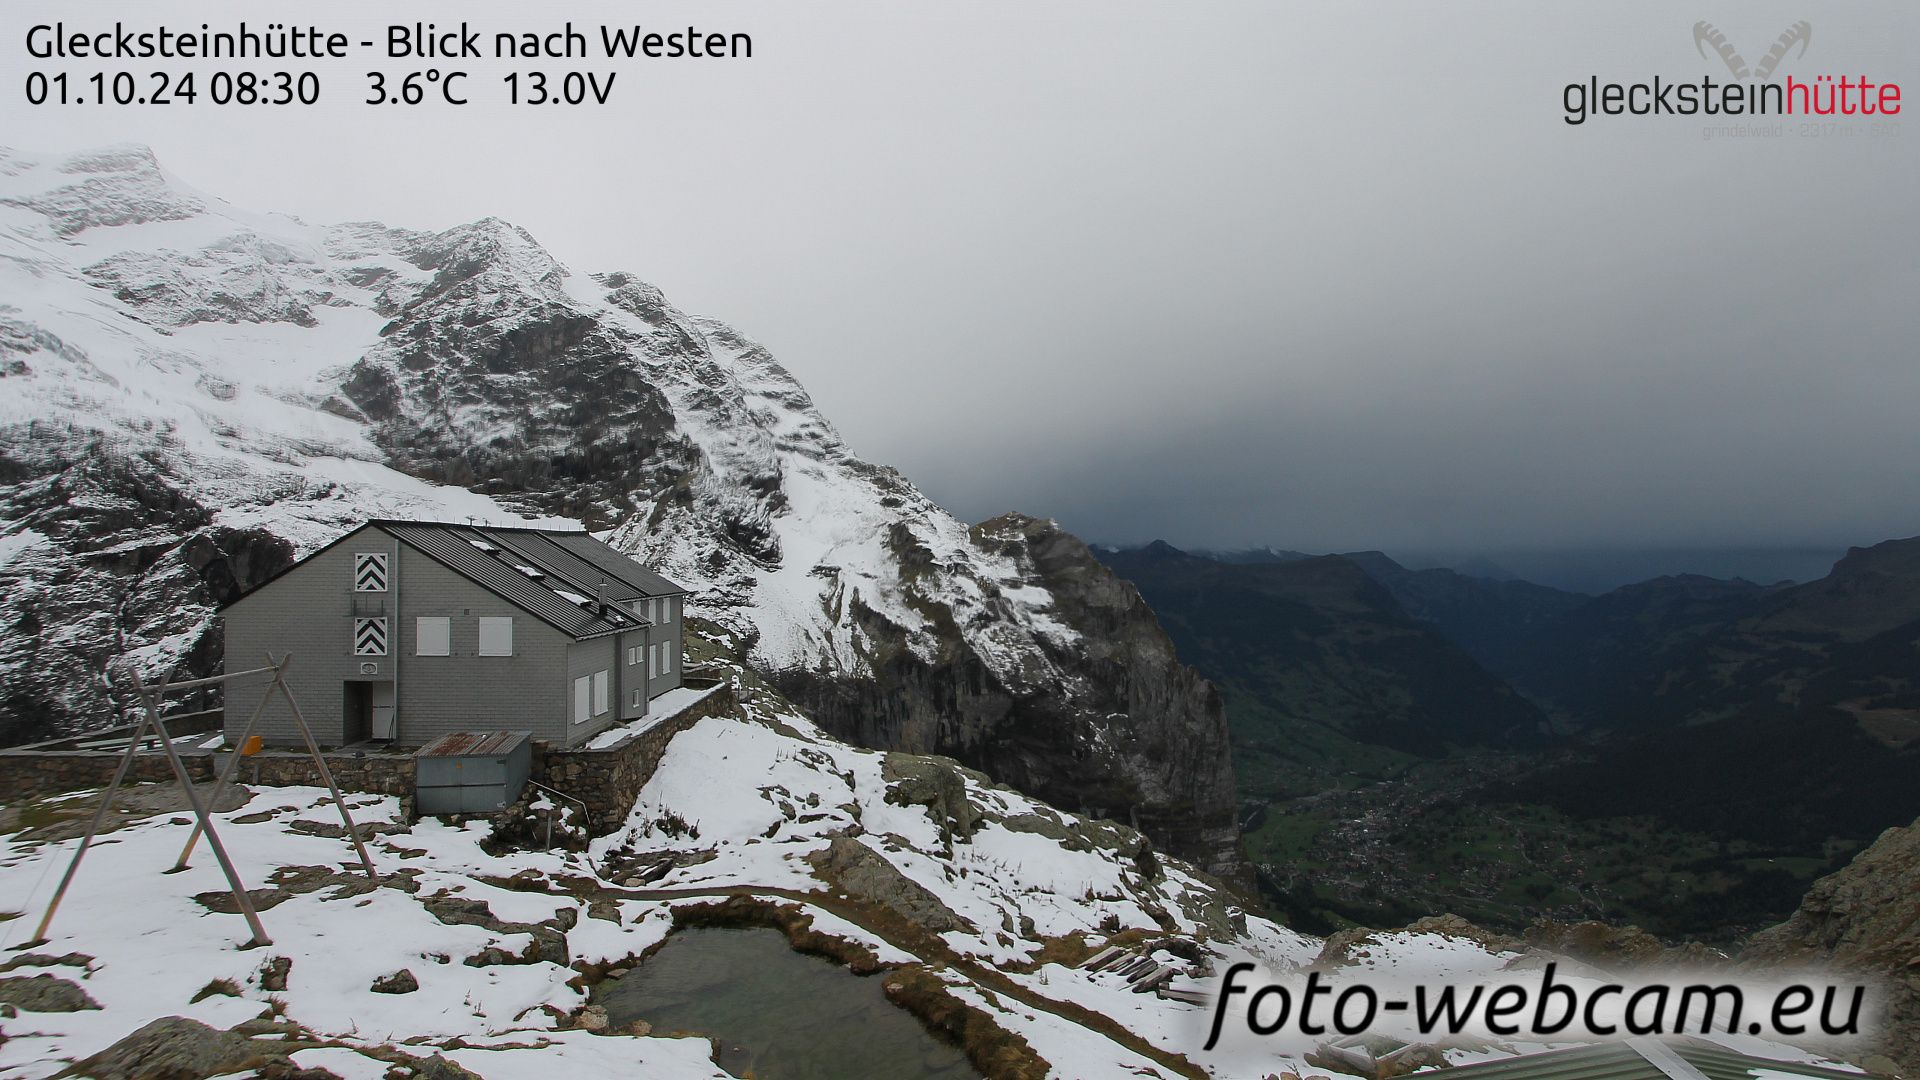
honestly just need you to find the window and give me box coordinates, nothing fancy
[630,689,643,709]
[591,670,609,715]
[662,645,673,674]
[661,596,674,626]
[353,552,388,592]
[416,617,450,656]
[478,616,513,657]
[572,676,590,724]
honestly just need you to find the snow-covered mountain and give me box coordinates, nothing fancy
[0,145,1240,878]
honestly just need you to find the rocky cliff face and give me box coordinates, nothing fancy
[776,513,1243,883]
[1746,814,1920,1075]
[0,145,1243,878]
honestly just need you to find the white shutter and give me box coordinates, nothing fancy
[416,617,450,656]
[591,670,609,715]
[478,617,513,656]
[573,676,590,724]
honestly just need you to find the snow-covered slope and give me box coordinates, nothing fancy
[0,679,1301,1078]
[0,145,1240,877]
[0,680,1860,1079]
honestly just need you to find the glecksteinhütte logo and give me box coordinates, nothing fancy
[1562,20,1901,125]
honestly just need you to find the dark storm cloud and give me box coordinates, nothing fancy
[9,0,1916,555]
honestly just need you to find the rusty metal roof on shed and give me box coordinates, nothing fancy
[415,731,531,758]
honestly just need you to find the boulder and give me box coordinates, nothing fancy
[0,973,99,1012]
[73,1015,277,1079]
[574,1004,609,1032]
[882,753,984,848]
[391,1053,486,1079]
[809,835,970,934]
[370,969,419,994]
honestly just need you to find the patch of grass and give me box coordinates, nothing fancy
[881,965,1051,1080]
[191,977,243,1003]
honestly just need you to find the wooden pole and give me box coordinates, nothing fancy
[131,668,272,947]
[172,660,280,871]
[269,653,376,879]
[21,671,171,949]
[124,666,278,694]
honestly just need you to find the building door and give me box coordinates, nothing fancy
[370,682,396,740]
[343,682,371,744]
[344,681,395,743]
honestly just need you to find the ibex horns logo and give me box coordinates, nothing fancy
[1693,20,1812,81]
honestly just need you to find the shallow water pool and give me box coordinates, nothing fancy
[593,926,978,1080]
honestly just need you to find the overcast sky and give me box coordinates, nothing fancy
[8,0,1917,571]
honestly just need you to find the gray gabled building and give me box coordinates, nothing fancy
[220,520,689,749]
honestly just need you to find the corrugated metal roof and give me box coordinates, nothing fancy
[1439,1040,1867,1080]
[378,521,686,641]
[545,533,686,597]
[487,530,667,603]
[416,730,531,758]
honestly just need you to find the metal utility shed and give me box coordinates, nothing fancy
[415,731,533,814]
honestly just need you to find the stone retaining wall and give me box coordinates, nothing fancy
[235,750,416,796]
[0,746,418,802]
[533,679,736,833]
[0,680,740,834]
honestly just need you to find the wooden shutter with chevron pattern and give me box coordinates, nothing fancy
[353,552,389,592]
[353,617,388,656]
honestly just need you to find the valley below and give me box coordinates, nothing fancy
[1098,540,1920,947]
[1245,747,1852,943]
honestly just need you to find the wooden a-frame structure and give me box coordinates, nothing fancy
[21,652,375,950]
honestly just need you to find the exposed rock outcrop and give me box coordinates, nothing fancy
[810,834,971,934]
[74,1015,277,1079]
[1747,815,1920,1075]
[1316,912,1728,973]
[0,972,99,1012]
[780,514,1246,883]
